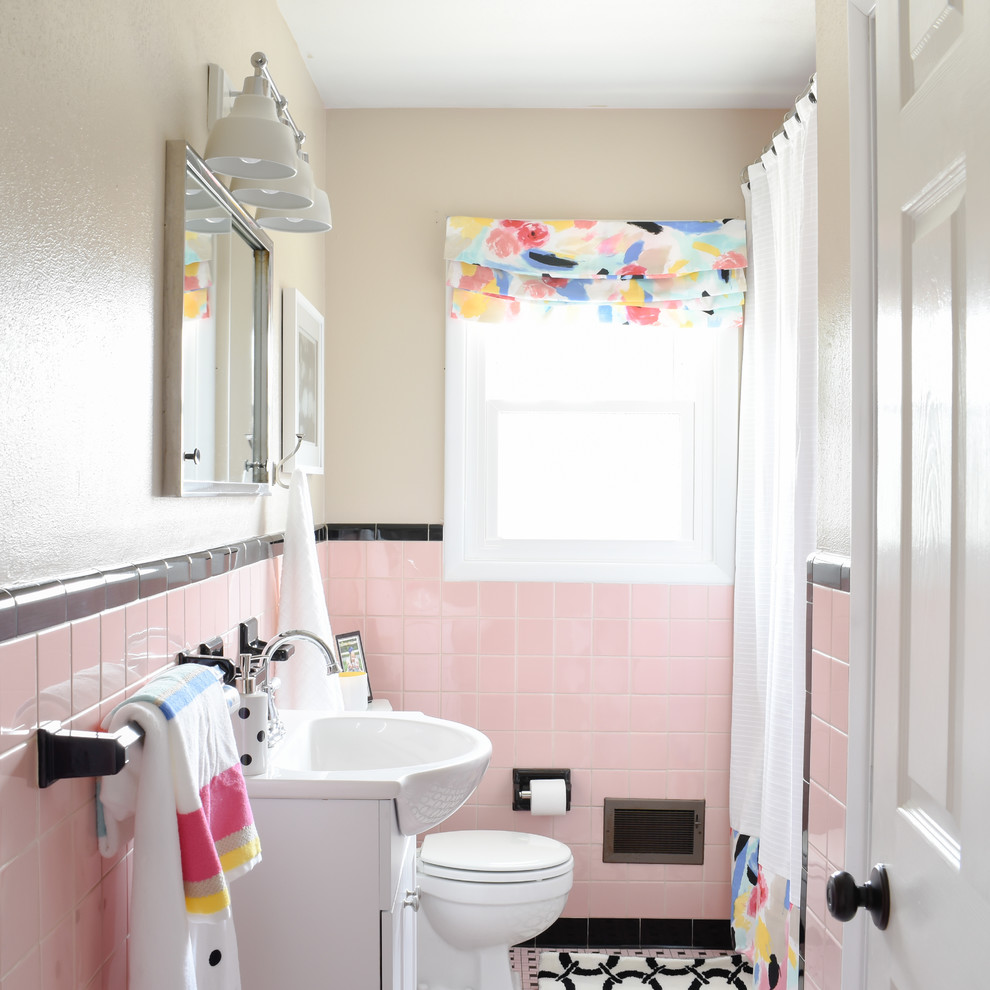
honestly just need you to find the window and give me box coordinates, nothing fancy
[442,217,744,584]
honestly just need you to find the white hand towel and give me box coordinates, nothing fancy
[276,469,344,711]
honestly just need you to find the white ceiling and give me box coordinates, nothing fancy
[276,0,816,110]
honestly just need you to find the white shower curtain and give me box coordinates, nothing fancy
[729,80,818,980]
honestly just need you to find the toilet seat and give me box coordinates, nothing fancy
[418,830,573,884]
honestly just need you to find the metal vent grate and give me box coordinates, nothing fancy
[603,798,705,864]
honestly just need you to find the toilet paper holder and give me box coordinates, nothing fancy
[512,768,571,812]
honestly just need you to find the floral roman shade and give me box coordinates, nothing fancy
[444,216,746,328]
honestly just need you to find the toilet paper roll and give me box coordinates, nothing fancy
[529,777,568,816]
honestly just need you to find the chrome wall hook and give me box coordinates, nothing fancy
[274,433,304,489]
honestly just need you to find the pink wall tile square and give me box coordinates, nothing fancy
[402,691,441,718]
[403,654,440,691]
[473,767,513,806]
[516,656,553,693]
[626,881,665,919]
[0,842,40,977]
[706,657,733,696]
[98,610,125,703]
[810,653,831,720]
[701,882,733,919]
[329,578,367,616]
[368,653,403,693]
[631,585,669,619]
[670,585,709,619]
[479,582,516,616]
[554,583,592,618]
[441,581,478,615]
[479,656,516,693]
[592,657,630,694]
[124,600,148,686]
[593,619,629,657]
[630,695,667,733]
[629,733,667,772]
[404,542,441,579]
[367,579,402,615]
[440,654,478,693]
[669,619,707,657]
[823,931,843,990]
[166,588,185,657]
[706,732,730,771]
[183,583,202,647]
[403,579,440,616]
[39,820,73,937]
[2,946,40,990]
[554,694,592,732]
[708,585,734,619]
[589,881,630,918]
[665,881,704,918]
[592,694,629,733]
[479,693,515,731]
[366,541,403,579]
[630,619,668,658]
[478,618,515,655]
[560,881,590,919]
[329,541,367,579]
[365,616,403,654]
[1,636,40,733]
[74,883,103,987]
[440,692,478,727]
[514,730,554,766]
[707,620,733,658]
[594,584,630,619]
[704,769,730,807]
[830,660,849,732]
[482,730,515,768]
[812,585,832,654]
[553,806,592,846]
[826,794,846,869]
[830,591,850,662]
[669,657,707,694]
[553,732,593,769]
[668,733,705,771]
[0,747,38,869]
[666,770,705,800]
[516,694,553,731]
[829,727,848,803]
[65,617,101,717]
[808,782,828,857]
[517,583,554,618]
[403,617,441,654]
[810,716,830,788]
[441,617,478,655]
[554,619,592,657]
[439,805,478,833]
[705,694,731,732]
[592,732,631,770]
[630,657,667,695]
[517,618,553,656]
[71,802,101,905]
[668,696,706,733]
[555,656,592,694]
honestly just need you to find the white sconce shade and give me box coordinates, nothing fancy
[204,75,299,180]
[230,153,316,210]
[255,187,332,233]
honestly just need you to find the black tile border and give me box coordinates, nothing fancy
[522,918,732,951]
[806,551,851,592]
[0,524,442,645]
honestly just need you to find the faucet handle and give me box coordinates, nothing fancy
[238,618,267,656]
[268,643,296,663]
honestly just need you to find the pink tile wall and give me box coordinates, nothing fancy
[325,540,735,920]
[804,584,850,990]
[0,557,281,990]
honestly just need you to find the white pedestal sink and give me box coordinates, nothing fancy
[243,708,492,835]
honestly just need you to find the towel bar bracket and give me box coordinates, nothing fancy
[37,720,144,789]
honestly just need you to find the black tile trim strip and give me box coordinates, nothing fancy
[0,525,441,645]
[521,918,732,951]
[806,551,851,592]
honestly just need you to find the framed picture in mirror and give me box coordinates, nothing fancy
[282,288,324,474]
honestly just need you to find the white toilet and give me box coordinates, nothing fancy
[416,830,574,990]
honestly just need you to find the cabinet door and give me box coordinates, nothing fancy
[381,837,418,990]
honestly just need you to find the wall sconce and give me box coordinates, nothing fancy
[205,52,332,234]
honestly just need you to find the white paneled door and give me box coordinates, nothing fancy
[869,0,990,986]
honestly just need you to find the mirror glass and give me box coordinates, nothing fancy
[165,141,273,496]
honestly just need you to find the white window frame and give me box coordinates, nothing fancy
[443,305,739,584]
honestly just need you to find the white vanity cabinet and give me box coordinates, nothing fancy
[232,796,418,990]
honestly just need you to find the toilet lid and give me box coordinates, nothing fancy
[419,830,572,874]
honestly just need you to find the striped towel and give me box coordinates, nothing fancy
[98,664,262,990]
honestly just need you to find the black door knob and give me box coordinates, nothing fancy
[826,865,890,930]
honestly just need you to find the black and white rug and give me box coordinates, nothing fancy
[537,951,753,990]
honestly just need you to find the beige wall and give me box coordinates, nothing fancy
[815,0,853,555]
[0,0,327,586]
[321,108,784,524]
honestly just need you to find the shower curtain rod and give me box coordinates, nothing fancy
[740,74,817,187]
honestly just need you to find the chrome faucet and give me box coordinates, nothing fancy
[256,630,341,744]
